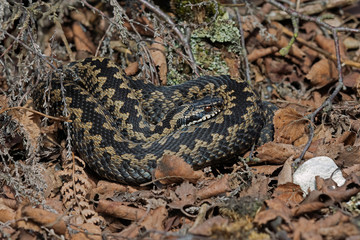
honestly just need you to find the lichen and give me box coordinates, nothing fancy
[189,13,242,76]
[192,12,241,50]
[171,0,219,24]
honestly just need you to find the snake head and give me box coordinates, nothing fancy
[174,96,224,129]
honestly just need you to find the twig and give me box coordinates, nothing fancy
[267,0,359,166]
[232,0,251,84]
[274,22,360,68]
[55,20,74,61]
[137,0,199,76]
[268,0,360,34]
[0,106,71,122]
[0,29,57,70]
[81,0,159,83]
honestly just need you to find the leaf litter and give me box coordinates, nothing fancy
[0,0,360,239]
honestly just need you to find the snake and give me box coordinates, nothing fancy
[34,57,276,185]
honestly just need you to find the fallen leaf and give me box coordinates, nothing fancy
[197,175,231,200]
[344,71,360,88]
[168,181,196,212]
[72,22,96,54]
[150,37,167,85]
[306,58,338,88]
[68,223,101,240]
[254,198,292,226]
[273,108,308,145]
[252,142,314,164]
[0,200,16,224]
[189,216,228,236]
[96,200,147,221]
[154,154,204,184]
[272,183,303,205]
[315,34,346,57]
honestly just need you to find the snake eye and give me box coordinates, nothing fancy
[204,106,213,112]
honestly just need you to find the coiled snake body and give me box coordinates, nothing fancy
[35,58,276,184]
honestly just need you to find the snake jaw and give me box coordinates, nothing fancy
[175,96,224,128]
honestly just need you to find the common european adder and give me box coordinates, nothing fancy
[34,57,276,184]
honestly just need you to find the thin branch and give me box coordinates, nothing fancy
[137,0,199,76]
[0,29,57,70]
[233,0,251,85]
[266,0,357,166]
[0,106,71,122]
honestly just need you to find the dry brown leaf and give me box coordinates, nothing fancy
[250,165,282,175]
[139,206,168,240]
[273,108,308,145]
[89,180,129,201]
[154,154,204,184]
[124,61,139,76]
[306,58,338,87]
[343,164,360,178]
[344,71,360,88]
[318,223,360,239]
[68,223,101,240]
[277,157,293,185]
[272,183,304,204]
[117,206,167,239]
[0,200,16,224]
[149,37,167,85]
[357,74,360,97]
[168,181,196,211]
[239,174,270,199]
[253,142,314,164]
[70,9,93,28]
[7,101,42,151]
[269,23,306,59]
[254,198,292,226]
[189,216,228,236]
[197,175,231,200]
[264,57,303,83]
[321,174,360,202]
[72,22,96,54]
[315,34,346,57]
[247,46,278,62]
[96,200,146,221]
[20,206,66,235]
[293,217,320,240]
[224,53,240,78]
[314,143,344,163]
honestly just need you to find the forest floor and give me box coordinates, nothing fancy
[1,0,360,239]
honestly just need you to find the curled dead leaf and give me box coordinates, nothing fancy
[254,198,292,226]
[197,175,231,200]
[20,205,66,235]
[0,200,16,224]
[189,216,228,236]
[306,58,338,88]
[68,223,101,240]
[150,37,167,85]
[154,154,204,184]
[253,142,313,164]
[96,200,146,221]
[273,108,309,146]
[72,22,96,54]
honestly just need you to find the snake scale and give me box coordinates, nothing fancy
[34,57,276,184]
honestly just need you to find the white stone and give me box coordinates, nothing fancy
[293,156,346,195]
